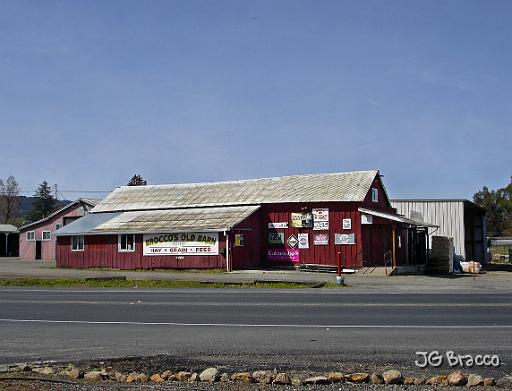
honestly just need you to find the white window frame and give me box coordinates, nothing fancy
[71,235,84,252]
[55,223,62,231]
[371,188,379,203]
[42,231,51,241]
[118,234,135,252]
[26,231,35,241]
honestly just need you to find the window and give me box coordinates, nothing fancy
[55,223,62,231]
[72,235,84,251]
[42,231,51,241]
[26,231,35,241]
[118,234,135,252]
[371,188,379,203]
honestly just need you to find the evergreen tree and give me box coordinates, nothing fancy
[127,174,147,186]
[27,181,56,222]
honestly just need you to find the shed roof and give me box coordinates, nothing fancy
[358,207,438,227]
[92,170,379,213]
[391,198,485,211]
[0,224,18,233]
[19,198,100,231]
[56,205,260,235]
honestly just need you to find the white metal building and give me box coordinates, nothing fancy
[391,199,487,262]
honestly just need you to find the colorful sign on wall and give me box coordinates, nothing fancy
[268,232,285,244]
[298,233,309,249]
[143,233,219,256]
[291,212,313,228]
[313,233,329,245]
[287,234,299,248]
[335,233,356,245]
[313,208,329,230]
[267,249,300,264]
[234,234,245,247]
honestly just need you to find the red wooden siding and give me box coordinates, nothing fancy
[57,234,228,270]
[56,174,405,270]
[261,202,363,268]
[362,175,395,212]
[230,209,261,270]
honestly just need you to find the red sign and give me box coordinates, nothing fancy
[267,249,300,264]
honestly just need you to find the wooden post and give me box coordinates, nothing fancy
[391,224,397,270]
[225,232,230,272]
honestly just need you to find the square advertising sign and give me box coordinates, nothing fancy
[313,208,329,230]
[298,233,309,249]
[313,233,328,245]
[291,212,313,228]
[334,233,355,245]
[268,232,285,244]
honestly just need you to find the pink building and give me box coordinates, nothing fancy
[19,199,98,261]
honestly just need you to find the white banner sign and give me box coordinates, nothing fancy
[335,233,355,245]
[312,208,329,221]
[298,233,309,249]
[313,208,329,230]
[314,233,329,245]
[313,221,329,230]
[268,222,288,229]
[143,233,219,256]
[342,218,352,230]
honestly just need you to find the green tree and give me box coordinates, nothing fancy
[127,174,147,186]
[474,177,512,236]
[27,181,56,222]
[0,175,20,224]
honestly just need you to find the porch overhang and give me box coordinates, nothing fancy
[358,207,438,228]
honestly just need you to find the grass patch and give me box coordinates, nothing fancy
[0,278,339,289]
[53,267,226,274]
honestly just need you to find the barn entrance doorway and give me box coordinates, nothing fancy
[35,240,42,260]
[362,225,392,267]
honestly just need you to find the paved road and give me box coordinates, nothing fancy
[0,287,511,376]
[2,258,512,292]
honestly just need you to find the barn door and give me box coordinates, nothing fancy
[362,225,392,267]
[35,240,42,260]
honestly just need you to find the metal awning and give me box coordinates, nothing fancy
[55,205,261,235]
[55,212,122,235]
[358,207,439,227]
[0,224,18,233]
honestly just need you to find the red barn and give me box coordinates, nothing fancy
[19,199,98,261]
[55,171,428,272]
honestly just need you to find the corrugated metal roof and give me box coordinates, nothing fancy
[56,205,260,235]
[0,224,18,233]
[358,207,438,227]
[92,170,379,213]
[391,198,485,211]
[80,198,102,206]
[19,198,100,231]
[54,212,122,236]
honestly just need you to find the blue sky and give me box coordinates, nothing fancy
[1,0,511,200]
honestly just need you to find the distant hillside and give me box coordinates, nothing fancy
[16,196,71,222]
